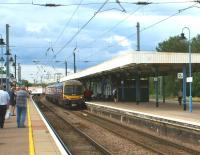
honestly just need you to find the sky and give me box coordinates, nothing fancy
[0,0,200,83]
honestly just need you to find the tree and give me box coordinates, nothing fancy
[156,36,187,53]
[156,35,200,97]
[191,34,200,53]
[0,67,6,74]
[190,35,200,96]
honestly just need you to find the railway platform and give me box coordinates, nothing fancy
[86,99,200,125]
[0,98,62,155]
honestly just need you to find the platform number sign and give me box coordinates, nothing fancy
[177,73,183,79]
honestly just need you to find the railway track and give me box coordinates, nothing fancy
[73,110,200,155]
[35,99,112,155]
[35,96,200,155]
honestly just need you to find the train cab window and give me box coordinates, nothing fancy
[64,85,83,95]
[64,86,73,95]
[74,86,83,95]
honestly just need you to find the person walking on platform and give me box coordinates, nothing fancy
[178,90,182,106]
[0,85,10,128]
[9,87,16,116]
[112,88,117,103]
[16,86,29,128]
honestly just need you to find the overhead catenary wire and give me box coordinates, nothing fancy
[3,0,198,75]
[80,2,198,61]
[10,1,199,52]
[140,3,198,32]
[2,0,196,52]
[77,2,149,52]
[76,0,151,58]
[0,2,32,5]
[51,1,148,63]
[53,0,84,46]
[64,0,151,61]
[43,0,84,71]
[54,0,110,58]
[57,0,199,59]
[47,0,83,68]
[0,1,196,6]
[116,0,126,12]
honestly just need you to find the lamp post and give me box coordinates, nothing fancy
[0,34,5,64]
[181,27,192,112]
[0,33,15,88]
[0,34,5,86]
[0,34,5,45]
[5,24,11,91]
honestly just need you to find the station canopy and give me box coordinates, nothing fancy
[60,51,200,81]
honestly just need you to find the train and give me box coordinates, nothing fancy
[45,80,86,109]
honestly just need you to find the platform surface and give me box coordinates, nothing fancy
[86,99,200,125]
[0,99,61,155]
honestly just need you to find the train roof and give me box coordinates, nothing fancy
[46,80,82,88]
[64,80,82,85]
[46,82,62,88]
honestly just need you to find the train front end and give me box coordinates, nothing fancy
[62,80,85,109]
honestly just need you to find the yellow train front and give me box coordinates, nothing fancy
[46,80,85,109]
[62,80,85,109]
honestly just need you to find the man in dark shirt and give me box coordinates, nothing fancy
[16,86,28,128]
[9,87,16,116]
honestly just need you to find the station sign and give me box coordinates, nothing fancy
[187,77,193,83]
[177,73,183,79]
[154,77,158,81]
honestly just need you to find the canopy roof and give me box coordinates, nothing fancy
[61,51,200,81]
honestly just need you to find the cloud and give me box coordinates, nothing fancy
[26,22,48,33]
[104,35,132,49]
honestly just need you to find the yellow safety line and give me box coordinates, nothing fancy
[27,100,35,155]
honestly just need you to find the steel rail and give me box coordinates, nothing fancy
[36,98,112,155]
[76,110,200,155]
[75,111,165,155]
